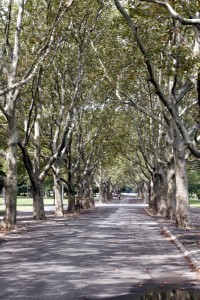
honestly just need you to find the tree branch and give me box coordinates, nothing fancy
[114,0,200,157]
[139,0,200,28]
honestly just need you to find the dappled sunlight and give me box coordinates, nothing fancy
[0,196,199,299]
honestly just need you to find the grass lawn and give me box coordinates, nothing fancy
[190,198,200,208]
[0,196,68,213]
[0,196,199,215]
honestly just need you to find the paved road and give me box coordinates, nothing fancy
[0,196,200,299]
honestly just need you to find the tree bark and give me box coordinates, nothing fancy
[166,157,176,220]
[156,166,168,217]
[149,174,159,213]
[105,178,113,201]
[173,126,191,228]
[82,174,95,209]
[32,100,45,219]
[2,114,18,228]
[32,178,45,220]
[99,179,107,203]
[53,172,64,216]
[66,133,75,213]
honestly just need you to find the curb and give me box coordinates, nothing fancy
[144,208,200,274]
[162,226,200,273]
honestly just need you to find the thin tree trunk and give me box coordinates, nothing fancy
[32,100,45,219]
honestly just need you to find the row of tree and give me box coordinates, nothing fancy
[112,0,200,228]
[0,0,132,228]
[0,0,199,229]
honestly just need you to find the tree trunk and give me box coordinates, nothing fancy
[53,173,64,216]
[76,179,83,204]
[66,174,75,212]
[174,126,191,228]
[32,101,45,220]
[149,174,159,213]
[141,182,149,203]
[99,180,107,203]
[32,178,45,220]
[67,192,75,212]
[82,174,95,209]
[2,114,18,229]
[166,157,176,220]
[66,132,76,213]
[157,166,168,217]
[105,178,113,201]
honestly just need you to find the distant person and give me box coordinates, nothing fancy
[118,192,121,200]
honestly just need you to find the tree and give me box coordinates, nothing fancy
[113,0,199,227]
[0,0,75,228]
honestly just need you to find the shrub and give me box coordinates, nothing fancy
[196,190,200,200]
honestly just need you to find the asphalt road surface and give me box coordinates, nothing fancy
[0,195,200,299]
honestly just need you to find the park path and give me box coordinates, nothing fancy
[0,195,200,300]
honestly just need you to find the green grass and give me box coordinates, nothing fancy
[189,198,200,208]
[0,196,68,213]
[0,196,198,214]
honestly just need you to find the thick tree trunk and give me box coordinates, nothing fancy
[105,178,113,201]
[149,174,159,213]
[67,192,75,212]
[53,173,64,216]
[32,178,45,220]
[82,174,95,209]
[141,183,149,203]
[66,159,75,213]
[76,181,83,199]
[149,179,154,209]
[157,166,168,217]
[166,157,176,220]
[2,115,18,229]
[99,180,107,203]
[66,171,75,212]
[174,127,191,228]
[66,131,76,213]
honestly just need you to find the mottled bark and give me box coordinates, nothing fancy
[156,168,168,217]
[67,192,75,212]
[53,173,64,216]
[149,174,159,213]
[32,178,45,220]
[105,178,113,201]
[99,180,107,203]
[82,174,95,209]
[141,183,149,204]
[174,127,191,228]
[32,100,45,220]
[166,158,176,220]
[66,132,76,213]
[2,113,18,229]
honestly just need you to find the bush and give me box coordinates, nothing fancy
[197,190,200,200]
